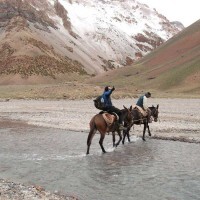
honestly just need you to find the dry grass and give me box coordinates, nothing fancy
[0,81,199,100]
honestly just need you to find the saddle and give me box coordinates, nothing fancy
[101,112,119,127]
[132,105,147,117]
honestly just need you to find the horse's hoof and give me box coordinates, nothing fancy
[142,138,146,141]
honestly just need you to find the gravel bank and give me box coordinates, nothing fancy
[0,179,77,200]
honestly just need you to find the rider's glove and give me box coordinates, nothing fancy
[111,86,115,91]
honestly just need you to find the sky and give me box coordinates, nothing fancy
[139,0,200,27]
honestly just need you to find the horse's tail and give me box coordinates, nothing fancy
[87,116,97,146]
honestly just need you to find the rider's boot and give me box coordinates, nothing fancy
[119,123,127,131]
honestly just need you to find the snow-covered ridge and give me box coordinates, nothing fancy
[0,0,183,75]
[52,0,182,70]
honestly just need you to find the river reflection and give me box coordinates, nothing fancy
[0,124,200,200]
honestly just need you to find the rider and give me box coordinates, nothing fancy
[102,86,126,130]
[136,92,152,123]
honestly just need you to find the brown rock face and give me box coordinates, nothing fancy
[0,0,87,78]
[54,0,78,38]
[0,0,184,80]
[125,56,134,65]
[134,32,164,52]
[0,0,57,30]
[0,55,86,78]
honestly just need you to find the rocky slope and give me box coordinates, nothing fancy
[88,19,200,96]
[0,0,183,79]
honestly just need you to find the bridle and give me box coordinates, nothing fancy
[151,107,159,122]
[123,106,134,128]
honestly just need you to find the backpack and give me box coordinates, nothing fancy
[93,95,105,110]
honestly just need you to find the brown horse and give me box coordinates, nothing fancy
[86,106,133,154]
[122,105,159,143]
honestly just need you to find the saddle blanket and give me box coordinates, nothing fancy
[132,105,148,117]
[102,113,116,126]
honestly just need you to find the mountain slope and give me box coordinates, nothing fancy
[0,0,87,79]
[0,0,182,80]
[88,20,200,96]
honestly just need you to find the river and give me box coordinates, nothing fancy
[0,123,200,200]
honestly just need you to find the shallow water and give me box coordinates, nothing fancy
[0,124,200,200]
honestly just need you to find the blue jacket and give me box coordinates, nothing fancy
[102,90,113,107]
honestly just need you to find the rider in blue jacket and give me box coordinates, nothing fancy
[102,86,125,130]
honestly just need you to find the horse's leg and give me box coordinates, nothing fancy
[122,126,131,144]
[147,123,151,136]
[115,130,122,147]
[86,127,97,155]
[127,126,132,142]
[122,129,126,145]
[142,122,147,141]
[99,132,106,153]
[122,122,128,144]
[112,131,116,147]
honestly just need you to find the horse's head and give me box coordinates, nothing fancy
[150,104,159,122]
[123,105,133,127]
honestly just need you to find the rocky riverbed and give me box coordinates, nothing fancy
[0,98,200,199]
[0,179,77,200]
[0,98,199,142]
